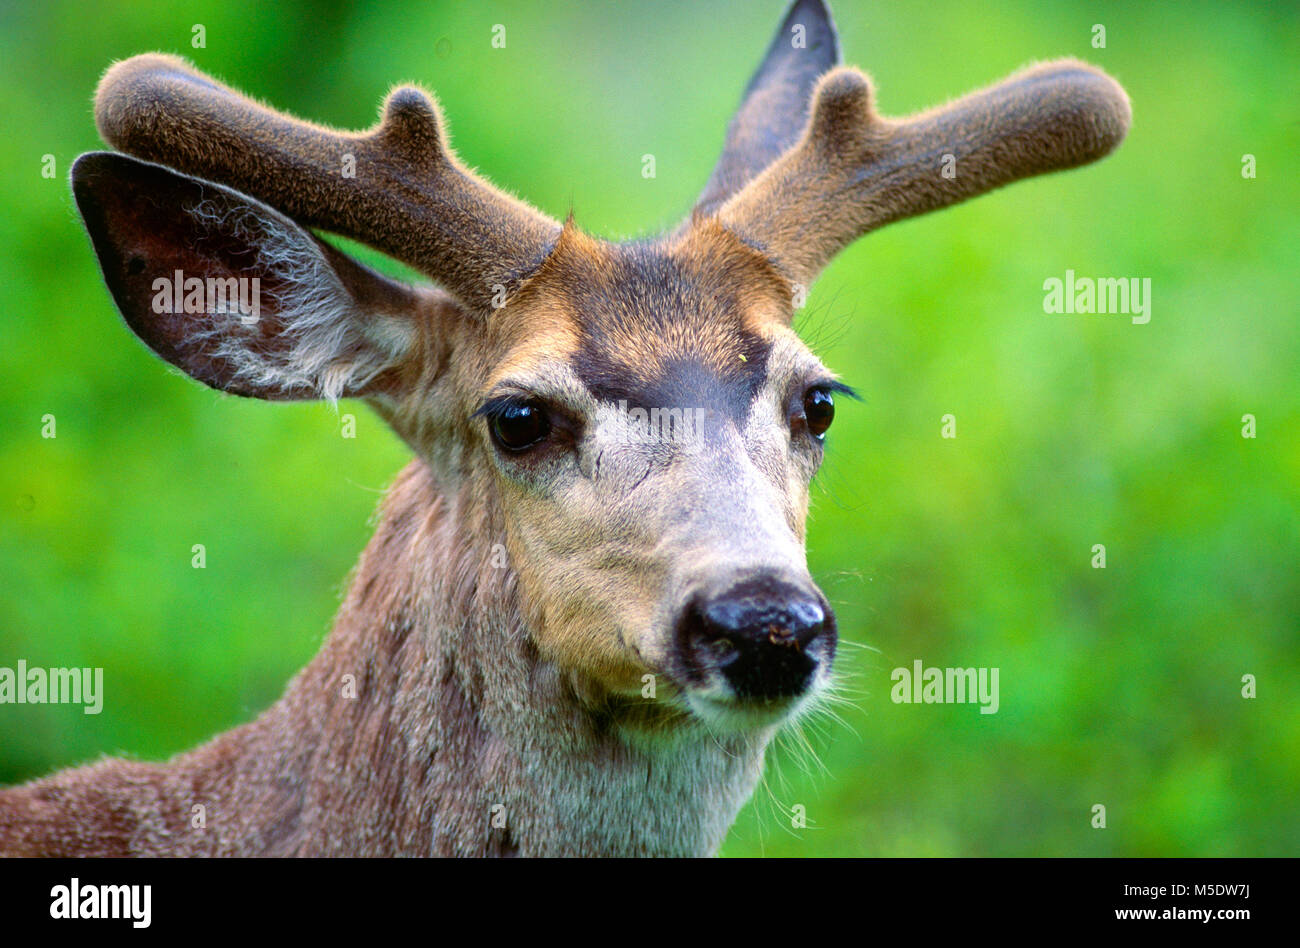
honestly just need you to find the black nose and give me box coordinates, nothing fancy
[677,577,836,701]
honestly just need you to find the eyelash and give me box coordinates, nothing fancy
[473,394,534,421]
[790,380,856,411]
[812,380,858,401]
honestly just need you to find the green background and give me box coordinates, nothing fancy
[1,1,1296,855]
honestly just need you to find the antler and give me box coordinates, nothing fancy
[694,0,840,216]
[716,60,1131,286]
[94,54,561,312]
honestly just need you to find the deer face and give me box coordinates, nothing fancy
[71,2,1127,732]
[445,223,847,726]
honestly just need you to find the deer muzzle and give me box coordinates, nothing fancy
[677,574,836,701]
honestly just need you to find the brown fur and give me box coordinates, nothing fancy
[1,0,1129,856]
[2,462,751,856]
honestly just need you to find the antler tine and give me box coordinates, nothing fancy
[95,54,562,312]
[717,59,1131,286]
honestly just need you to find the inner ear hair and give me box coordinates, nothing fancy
[72,151,423,402]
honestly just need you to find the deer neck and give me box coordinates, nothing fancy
[229,458,771,856]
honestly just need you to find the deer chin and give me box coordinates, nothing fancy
[582,644,829,735]
[664,636,835,733]
[680,678,828,734]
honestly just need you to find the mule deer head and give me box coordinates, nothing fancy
[3,0,1128,856]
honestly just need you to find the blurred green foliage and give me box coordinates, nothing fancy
[0,0,1296,856]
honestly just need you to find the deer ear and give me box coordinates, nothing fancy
[71,151,420,402]
[694,0,839,215]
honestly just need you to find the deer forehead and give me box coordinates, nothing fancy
[479,223,817,422]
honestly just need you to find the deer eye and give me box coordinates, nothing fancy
[488,401,552,452]
[802,387,835,440]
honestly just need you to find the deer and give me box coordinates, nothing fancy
[0,0,1128,856]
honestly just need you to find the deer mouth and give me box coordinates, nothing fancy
[680,684,831,732]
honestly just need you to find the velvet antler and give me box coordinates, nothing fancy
[94,54,562,312]
[714,57,1131,286]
